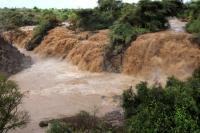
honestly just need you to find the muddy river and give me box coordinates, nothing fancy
[8,18,186,133]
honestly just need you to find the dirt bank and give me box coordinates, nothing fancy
[123,31,200,80]
[0,36,31,76]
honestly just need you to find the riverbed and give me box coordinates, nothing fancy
[9,49,137,133]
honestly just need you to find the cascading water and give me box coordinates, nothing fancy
[168,17,187,32]
[8,18,188,133]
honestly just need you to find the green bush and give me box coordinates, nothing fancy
[108,0,170,56]
[74,0,122,30]
[186,16,200,33]
[0,75,29,133]
[75,8,116,30]
[183,1,200,21]
[26,14,59,51]
[162,0,184,16]
[47,121,71,133]
[110,22,149,55]
[46,111,115,133]
[122,67,200,133]
[186,15,200,46]
[184,1,200,47]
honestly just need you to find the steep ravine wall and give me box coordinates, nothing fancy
[0,36,31,76]
[5,27,200,80]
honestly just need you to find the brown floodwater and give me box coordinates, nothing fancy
[8,18,187,133]
[9,49,137,133]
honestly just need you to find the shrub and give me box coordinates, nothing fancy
[162,0,184,16]
[67,11,79,29]
[110,22,149,55]
[108,0,170,58]
[184,1,200,47]
[47,121,71,133]
[186,16,200,33]
[74,0,122,30]
[0,75,29,133]
[183,1,200,21]
[26,14,59,51]
[186,15,200,47]
[122,67,200,133]
[46,111,115,133]
[137,0,169,31]
[75,8,116,30]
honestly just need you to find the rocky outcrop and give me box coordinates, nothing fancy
[0,36,31,76]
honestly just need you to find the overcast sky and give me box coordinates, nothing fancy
[0,0,139,9]
[0,0,190,9]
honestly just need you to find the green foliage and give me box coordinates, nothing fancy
[122,67,200,133]
[0,10,22,32]
[110,22,149,55]
[75,9,115,30]
[162,0,184,16]
[0,8,75,33]
[186,16,200,33]
[26,13,59,51]
[74,0,122,30]
[47,121,71,133]
[0,75,29,133]
[98,0,122,12]
[109,0,176,56]
[182,1,200,21]
[0,8,43,32]
[47,111,117,133]
[67,11,78,29]
[186,5,200,46]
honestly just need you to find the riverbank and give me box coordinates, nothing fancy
[0,36,31,76]
[8,48,137,133]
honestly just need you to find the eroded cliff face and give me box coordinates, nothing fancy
[5,27,200,79]
[123,31,200,80]
[0,36,31,76]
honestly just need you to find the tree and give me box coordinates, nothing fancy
[0,75,29,133]
[122,67,200,133]
[162,0,184,16]
[98,0,122,12]
[26,12,59,51]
